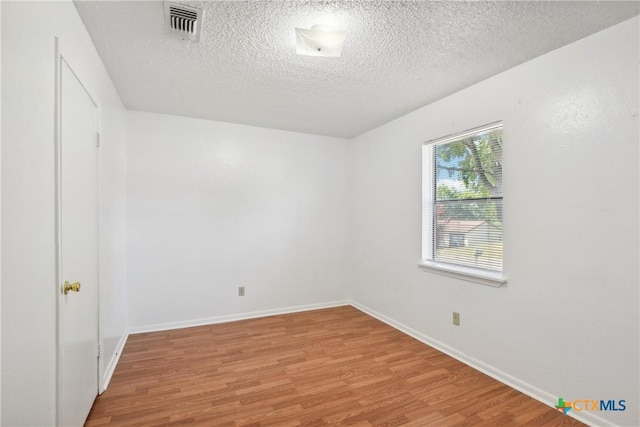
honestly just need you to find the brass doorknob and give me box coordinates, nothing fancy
[63,281,81,295]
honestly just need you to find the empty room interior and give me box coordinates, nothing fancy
[1,1,639,426]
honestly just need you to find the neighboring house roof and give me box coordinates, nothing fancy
[437,220,486,234]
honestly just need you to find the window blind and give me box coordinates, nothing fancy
[425,123,503,272]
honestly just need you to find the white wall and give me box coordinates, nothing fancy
[127,111,350,330]
[350,17,639,427]
[1,1,127,425]
[1,3,636,425]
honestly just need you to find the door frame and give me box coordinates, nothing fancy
[54,37,102,426]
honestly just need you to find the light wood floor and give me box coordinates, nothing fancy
[86,306,583,426]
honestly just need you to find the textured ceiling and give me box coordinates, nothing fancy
[74,1,639,138]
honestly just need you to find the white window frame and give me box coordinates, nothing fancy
[419,122,507,287]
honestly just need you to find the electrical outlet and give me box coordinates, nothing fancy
[238,286,245,297]
[452,312,460,326]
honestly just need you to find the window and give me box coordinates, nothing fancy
[420,122,506,286]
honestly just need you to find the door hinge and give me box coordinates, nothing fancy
[96,132,101,148]
[97,343,102,359]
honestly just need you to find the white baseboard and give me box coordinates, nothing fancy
[129,300,351,334]
[100,331,129,394]
[349,301,611,427]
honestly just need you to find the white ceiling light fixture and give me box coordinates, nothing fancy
[295,25,346,57]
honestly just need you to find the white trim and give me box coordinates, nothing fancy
[54,36,62,427]
[129,300,351,334]
[424,121,503,147]
[349,301,612,427]
[100,332,129,393]
[417,260,506,287]
[421,144,434,261]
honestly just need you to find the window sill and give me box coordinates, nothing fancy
[417,260,507,287]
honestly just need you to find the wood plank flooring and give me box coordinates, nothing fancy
[86,306,584,426]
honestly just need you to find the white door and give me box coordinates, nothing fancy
[58,58,100,427]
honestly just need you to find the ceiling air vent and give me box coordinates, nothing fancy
[165,2,203,42]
